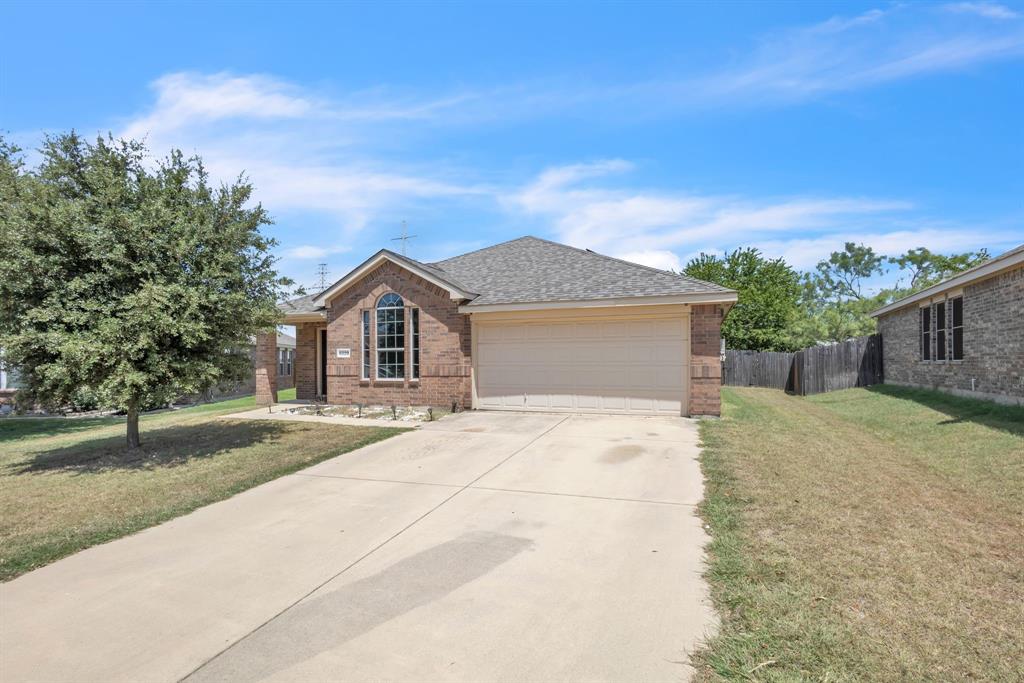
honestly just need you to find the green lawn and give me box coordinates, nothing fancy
[695,386,1024,682]
[0,388,404,581]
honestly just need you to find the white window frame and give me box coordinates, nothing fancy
[375,293,406,381]
[411,307,420,381]
[935,299,948,362]
[951,295,964,361]
[361,310,371,381]
[920,304,931,361]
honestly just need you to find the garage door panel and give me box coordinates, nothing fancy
[476,315,688,415]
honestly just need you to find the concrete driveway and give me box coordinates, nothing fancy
[0,411,715,683]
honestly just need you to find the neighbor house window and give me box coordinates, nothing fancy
[376,293,405,379]
[935,300,947,361]
[278,349,285,375]
[287,349,293,376]
[952,296,964,360]
[921,306,931,361]
[361,310,371,380]
[411,308,420,380]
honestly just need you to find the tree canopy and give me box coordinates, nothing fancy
[683,241,992,351]
[0,133,289,447]
[786,242,989,348]
[684,248,802,352]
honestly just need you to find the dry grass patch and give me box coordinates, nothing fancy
[0,396,404,581]
[694,386,1023,682]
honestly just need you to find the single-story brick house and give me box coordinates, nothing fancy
[871,243,1023,406]
[261,236,736,416]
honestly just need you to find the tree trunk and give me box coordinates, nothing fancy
[126,401,141,449]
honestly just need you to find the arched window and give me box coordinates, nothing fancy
[376,293,405,379]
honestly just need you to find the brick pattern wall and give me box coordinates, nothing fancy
[317,261,472,408]
[878,264,1023,404]
[254,331,278,405]
[294,322,319,400]
[689,304,724,416]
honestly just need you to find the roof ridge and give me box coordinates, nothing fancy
[432,235,539,265]
[525,236,733,292]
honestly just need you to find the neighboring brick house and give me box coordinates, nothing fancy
[266,236,736,416]
[274,332,296,391]
[871,244,1024,406]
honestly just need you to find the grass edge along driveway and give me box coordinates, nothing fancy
[692,385,1023,682]
[0,391,407,581]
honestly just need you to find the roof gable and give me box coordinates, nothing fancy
[313,250,477,307]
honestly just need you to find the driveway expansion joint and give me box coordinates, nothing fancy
[180,414,571,682]
[292,473,462,489]
[466,485,697,507]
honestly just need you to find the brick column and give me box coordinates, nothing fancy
[255,330,278,405]
[689,305,724,416]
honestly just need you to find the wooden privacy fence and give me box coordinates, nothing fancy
[723,334,883,396]
[722,350,793,390]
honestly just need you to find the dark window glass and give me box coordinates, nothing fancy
[412,308,420,379]
[376,294,405,379]
[935,301,946,361]
[921,306,931,361]
[952,297,964,360]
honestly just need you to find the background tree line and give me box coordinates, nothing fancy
[683,243,989,352]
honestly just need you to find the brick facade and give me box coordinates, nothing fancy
[877,264,1023,405]
[290,262,727,415]
[689,304,725,416]
[254,331,278,406]
[297,261,472,408]
[294,322,319,400]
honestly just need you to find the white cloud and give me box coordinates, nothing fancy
[616,250,683,272]
[122,73,314,142]
[689,5,1024,104]
[117,72,490,236]
[944,2,1020,20]
[283,245,352,260]
[508,160,1018,274]
[510,160,911,256]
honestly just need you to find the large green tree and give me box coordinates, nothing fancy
[789,242,991,347]
[889,247,989,292]
[684,247,801,351]
[0,133,288,447]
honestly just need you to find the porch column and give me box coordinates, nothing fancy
[255,330,278,406]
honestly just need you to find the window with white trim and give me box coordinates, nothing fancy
[951,296,964,360]
[361,310,371,380]
[376,293,405,379]
[278,349,285,376]
[935,300,947,361]
[411,308,420,380]
[921,306,931,361]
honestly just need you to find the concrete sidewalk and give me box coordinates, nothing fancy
[1,411,716,683]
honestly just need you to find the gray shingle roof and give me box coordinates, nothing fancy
[429,236,733,307]
[278,293,324,315]
[279,235,734,315]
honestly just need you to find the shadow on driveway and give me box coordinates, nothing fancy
[186,531,534,682]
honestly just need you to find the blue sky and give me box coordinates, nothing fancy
[3,0,1022,292]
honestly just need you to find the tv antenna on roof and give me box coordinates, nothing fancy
[315,263,330,291]
[391,220,417,256]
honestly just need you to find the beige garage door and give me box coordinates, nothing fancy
[474,315,689,415]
